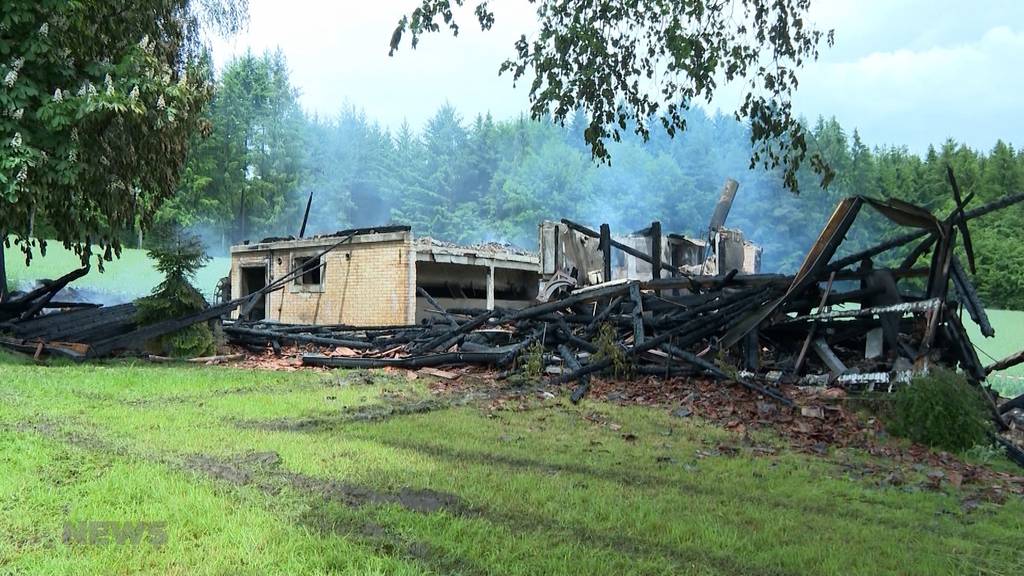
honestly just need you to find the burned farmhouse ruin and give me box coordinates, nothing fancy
[227,179,760,327]
[228,226,540,326]
[3,176,1024,465]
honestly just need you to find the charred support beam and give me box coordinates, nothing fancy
[793,271,836,374]
[629,282,645,346]
[584,295,624,338]
[950,255,993,337]
[298,191,313,238]
[600,223,612,282]
[826,192,1024,275]
[986,348,1024,376]
[999,391,1024,415]
[418,287,458,329]
[562,219,677,276]
[223,325,374,349]
[993,435,1024,468]
[412,310,497,354]
[303,351,507,369]
[662,343,794,406]
[507,281,633,322]
[7,266,89,306]
[559,343,591,403]
[650,221,662,287]
[899,234,936,271]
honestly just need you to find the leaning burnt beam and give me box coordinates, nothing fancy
[10,266,91,322]
[993,435,1024,468]
[899,234,937,271]
[559,344,591,404]
[999,391,1024,415]
[950,255,994,337]
[628,282,645,346]
[824,192,1024,274]
[825,229,929,274]
[722,197,865,348]
[781,298,941,323]
[302,351,508,369]
[583,295,625,337]
[506,281,635,322]
[4,266,89,308]
[222,326,375,349]
[88,299,247,357]
[662,343,794,406]
[417,287,459,329]
[985,348,1024,376]
[561,219,678,276]
[411,309,498,354]
[554,317,597,353]
[941,309,987,383]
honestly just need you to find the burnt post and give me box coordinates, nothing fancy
[650,221,662,294]
[298,191,314,238]
[600,223,612,283]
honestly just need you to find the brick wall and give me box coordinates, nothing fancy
[230,232,415,326]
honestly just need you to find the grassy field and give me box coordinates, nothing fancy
[0,354,1021,575]
[3,240,230,300]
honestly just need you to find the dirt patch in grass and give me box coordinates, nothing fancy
[181,449,467,516]
[281,471,466,514]
[231,390,496,432]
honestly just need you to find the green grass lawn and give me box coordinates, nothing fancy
[0,355,1021,575]
[3,239,230,300]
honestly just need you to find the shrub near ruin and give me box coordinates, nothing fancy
[884,369,992,452]
[135,237,214,358]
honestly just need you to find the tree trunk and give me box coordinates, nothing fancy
[0,230,8,303]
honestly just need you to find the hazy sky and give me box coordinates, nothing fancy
[211,0,1024,153]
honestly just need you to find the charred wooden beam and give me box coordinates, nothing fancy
[412,309,497,354]
[629,282,645,346]
[950,255,993,337]
[999,391,1024,415]
[559,344,591,403]
[986,348,1024,376]
[899,234,936,271]
[661,343,794,406]
[303,351,507,369]
[650,220,662,285]
[223,325,375,349]
[600,223,612,282]
[583,295,625,338]
[506,281,633,322]
[561,219,677,275]
[417,287,459,329]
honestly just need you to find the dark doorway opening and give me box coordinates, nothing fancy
[240,265,267,321]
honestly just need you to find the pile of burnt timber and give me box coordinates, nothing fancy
[0,232,365,359]
[224,181,1024,463]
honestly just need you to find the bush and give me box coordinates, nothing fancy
[135,235,214,358]
[594,323,630,377]
[522,340,545,380]
[884,369,992,452]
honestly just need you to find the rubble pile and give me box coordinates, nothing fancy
[4,182,1024,467]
